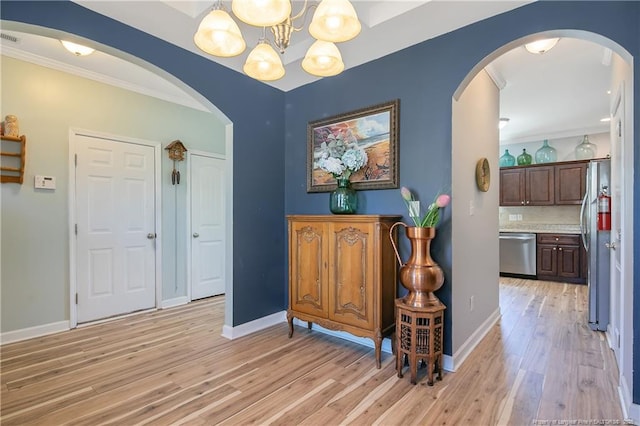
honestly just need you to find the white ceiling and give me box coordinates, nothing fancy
[0,1,613,144]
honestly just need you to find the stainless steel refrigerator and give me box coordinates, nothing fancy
[580,159,611,331]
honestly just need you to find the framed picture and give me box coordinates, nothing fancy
[307,99,399,192]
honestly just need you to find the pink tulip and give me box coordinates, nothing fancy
[436,194,450,208]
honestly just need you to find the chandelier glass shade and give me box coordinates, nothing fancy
[193,9,246,57]
[194,0,361,81]
[242,40,286,81]
[308,0,360,42]
[302,40,344,76]
[232,0,291,27]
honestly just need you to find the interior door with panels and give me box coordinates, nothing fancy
[75,134,156,323]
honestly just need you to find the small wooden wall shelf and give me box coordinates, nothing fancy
[1,135,26,184]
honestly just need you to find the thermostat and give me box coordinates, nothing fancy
[35,175,56,190]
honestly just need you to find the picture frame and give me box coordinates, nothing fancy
[307,99,399,193]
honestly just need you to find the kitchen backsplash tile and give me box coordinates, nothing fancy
[499,205,580,226]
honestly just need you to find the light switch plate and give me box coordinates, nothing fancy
[35,175,56,190]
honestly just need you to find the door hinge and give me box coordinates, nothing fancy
[75,153,78,167]
[75,293,78,304]
[75,224,78,235]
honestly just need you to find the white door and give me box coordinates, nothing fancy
[75,134,157,323]
[190,154,225,300]
[609,88,624,363]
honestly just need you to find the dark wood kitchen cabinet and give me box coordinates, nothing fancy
[500,165,554,206]
[536,233,585,284]
[555,162,588,205]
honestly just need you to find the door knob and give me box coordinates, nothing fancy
[193,233,200,238]
[147,233,156,239]
[605,242,617,250]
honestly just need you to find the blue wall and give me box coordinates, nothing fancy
[3,0,639,403]
[285,0,640,359]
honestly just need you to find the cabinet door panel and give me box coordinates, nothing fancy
[500,168,525,206]
[290,223,328,317]
[555,163,587,205]
[558,245,580,279]
[329,224,374,329]
[537,244,557,277]
[526,166,554,205]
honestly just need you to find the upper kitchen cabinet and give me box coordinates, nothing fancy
[500,165,554,206]
[555,161,588,204]
[500,160,590,206]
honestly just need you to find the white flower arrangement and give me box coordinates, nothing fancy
[316,133,368,180]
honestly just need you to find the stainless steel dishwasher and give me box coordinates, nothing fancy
[499,232,537,276]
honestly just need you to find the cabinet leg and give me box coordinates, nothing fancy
[286,312,294,338]
[374,332,382,369]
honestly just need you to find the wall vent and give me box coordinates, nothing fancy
[0,33,19,43]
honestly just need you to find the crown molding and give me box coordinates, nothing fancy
[1,45,208,112]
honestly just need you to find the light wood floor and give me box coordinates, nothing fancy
[1,278,625,425]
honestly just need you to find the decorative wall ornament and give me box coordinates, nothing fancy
[165,140,187,184]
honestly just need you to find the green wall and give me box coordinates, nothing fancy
[1,56,226,332]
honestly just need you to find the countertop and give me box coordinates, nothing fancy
[499,224,581,234]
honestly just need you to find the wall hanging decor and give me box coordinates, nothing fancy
[307,99,399,192]
[165,139,187,184]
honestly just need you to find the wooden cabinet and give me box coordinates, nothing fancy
[555,162,587,204]
[287,214,401,368]
[500,160,590,206]
[500,165,554,206]
[536,233,585,284]
[1,135,26,183]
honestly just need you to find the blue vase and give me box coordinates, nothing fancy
[535,140,557,163]
[517,149,532,166]
[499,149,516,167]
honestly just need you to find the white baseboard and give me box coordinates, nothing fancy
[161,296,189,309]
[450,308,501,372]
[1,321,70,345]
[618,374,639,424]
[293,318,393,354]
[221,310,287,340]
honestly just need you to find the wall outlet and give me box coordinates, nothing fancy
[508,214,517,221]
[470,295,474,312]
[517,214,523,221]
[469,199,475,216]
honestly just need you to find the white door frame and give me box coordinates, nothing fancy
[186,150,227,302]
[68,128,163,328]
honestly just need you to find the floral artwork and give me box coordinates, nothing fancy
[307,100,399,192]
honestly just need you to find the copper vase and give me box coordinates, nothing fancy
[390,223,444,307]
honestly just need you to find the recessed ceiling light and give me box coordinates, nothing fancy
[60,40,95,56]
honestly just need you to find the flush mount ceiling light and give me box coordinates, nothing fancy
[194,0,360,81]
[499,117,510,129]
[524,38,560,54]
[60,40,95,56]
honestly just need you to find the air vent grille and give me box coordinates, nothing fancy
[1,33,19,43]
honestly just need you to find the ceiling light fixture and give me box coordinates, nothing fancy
[499,118,510,129]
[194,0,361,81]
[60,40,95,56]
[524,38,559,54]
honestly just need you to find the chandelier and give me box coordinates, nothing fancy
[193,0,361,81]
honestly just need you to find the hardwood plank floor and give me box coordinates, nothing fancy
[0,279,627,425]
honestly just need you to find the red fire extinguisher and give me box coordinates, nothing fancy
[597,186,611,231]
